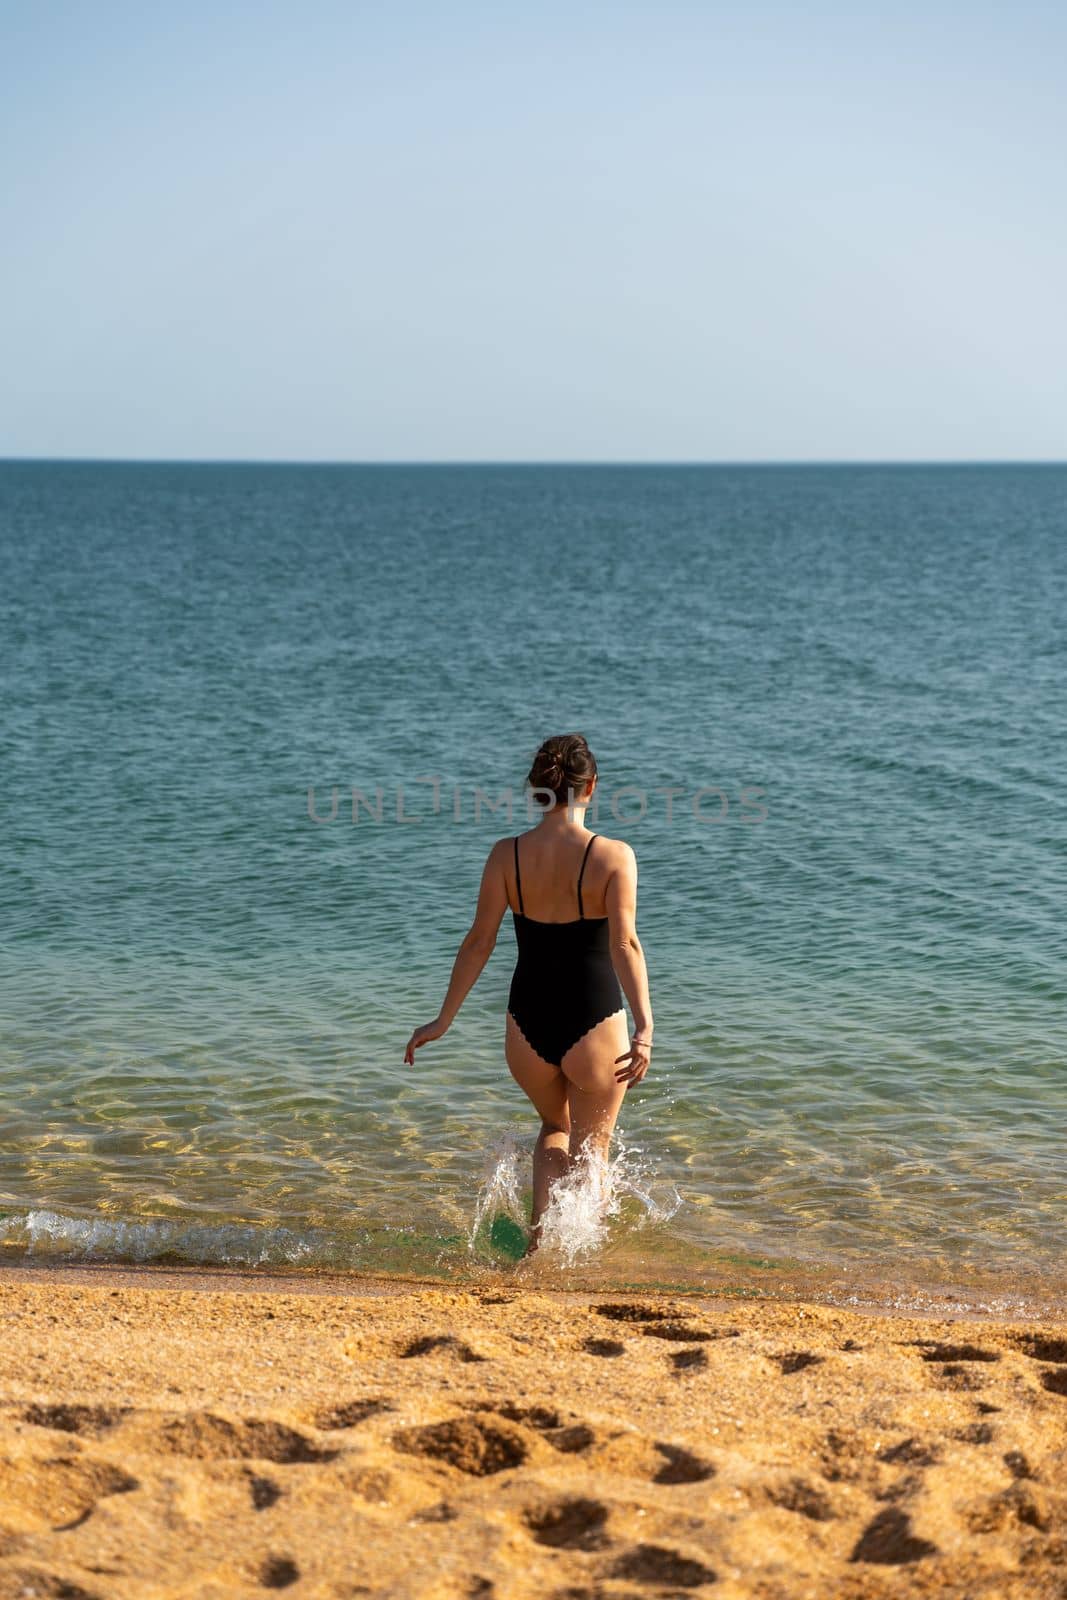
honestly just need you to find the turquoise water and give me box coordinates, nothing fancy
[1,462,1064,1311]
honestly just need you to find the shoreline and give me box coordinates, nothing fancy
[1,1271,1064,1596]
[2,1255,1065,1324]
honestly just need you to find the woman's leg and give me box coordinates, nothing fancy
[505,1014,572,1247]
[560,1011,630,1192]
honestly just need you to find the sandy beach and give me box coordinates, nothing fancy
[0,1266,1064,1598]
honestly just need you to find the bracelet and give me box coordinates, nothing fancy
[632,1037,654,1048]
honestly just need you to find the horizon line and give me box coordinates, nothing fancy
[2,455,1066,469]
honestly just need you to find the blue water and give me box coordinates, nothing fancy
[1,462,1064,1311]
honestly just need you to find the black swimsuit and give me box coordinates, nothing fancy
[506,834,625,1067]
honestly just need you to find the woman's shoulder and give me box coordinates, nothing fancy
[579,832,639,883]
[591,833,636,868]
[488,828,636,861]
[486,831,529,863]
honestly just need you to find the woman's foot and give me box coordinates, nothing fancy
[521,1222,543,1258]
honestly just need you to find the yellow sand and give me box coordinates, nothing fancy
[0,1265,1064,1598]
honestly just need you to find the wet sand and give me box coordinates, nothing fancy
[0,1265,1064,1598]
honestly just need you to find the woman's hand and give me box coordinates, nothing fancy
[404,1016,448,1065]
[614,1034,652,1086]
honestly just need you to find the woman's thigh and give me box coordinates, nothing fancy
[560,1009,629,1148]
[505,1013,571,1130]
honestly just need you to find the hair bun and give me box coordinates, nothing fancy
[526,732,598,808]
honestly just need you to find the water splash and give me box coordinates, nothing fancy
[467,1128,682,1266]
[467,1130,529,1255]
[536,1132,683,1265]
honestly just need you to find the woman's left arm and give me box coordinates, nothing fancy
[404,841,509,1064]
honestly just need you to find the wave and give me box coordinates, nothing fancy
[0,1208,327,1267]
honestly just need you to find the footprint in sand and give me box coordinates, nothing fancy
[248,1473,283,1510]
[410,1500,459,1523]
[671,1348,709,1373]
[849,1507,939,1564]
[875,1469,926,1505]
[818,1428,879,1485]
[937,1364,990,1392]
[1008,1334,1067,1363]
[400,1334,486,1363]
[966,1484,1050,1534]
[137,1413,338,1463]
[467,1401,595,1455]
[410,1401,716,1494]
[543,1424,596,1455]
[393,1415,529,1476]
[761,1476,836,1521]
[953,1421,995,1444]
[471,1401,560,1430]
[315,1398,395,1429]
[771,1350,824,1374]
[879,1437,941,1466]
[258,1553,300,1589]
[25,1403,334,1465]
[565,1426,715,1487]
[581,1336,625,1357]
[0,1454,139,1534]
[1003,1449,1037,1480]
[523,1497,610,1550]
[592,1301,675,1324]
[593,1302,739,1349]
[913,1342,1001,1364]
[474,1401,714,1484]
[22,1403,128,1436]
[609,1543,717,1588]
[489,1408,598,1459]
[901,1341,998,1392]
[653,1443,715,1485]
[640,1322,718,1344]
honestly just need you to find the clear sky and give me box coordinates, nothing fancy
[2,2,1064,461]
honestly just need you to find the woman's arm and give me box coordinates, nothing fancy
[605,841,654,1084]
[404,840,510,1064]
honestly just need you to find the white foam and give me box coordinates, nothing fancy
[0,1207,317,1267]
[466,1131,528,1245]
[468,1128,682,1264]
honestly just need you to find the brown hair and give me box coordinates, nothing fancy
[526,733,598,808]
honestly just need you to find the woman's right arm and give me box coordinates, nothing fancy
[605,842,653,1084]
[403,839,509,1065]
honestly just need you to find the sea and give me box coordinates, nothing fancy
[1,461,1064,1316]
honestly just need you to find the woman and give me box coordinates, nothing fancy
[404,733,654,1253]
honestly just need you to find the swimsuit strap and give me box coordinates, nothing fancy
[514,835,525,916]
[577,834,597,919]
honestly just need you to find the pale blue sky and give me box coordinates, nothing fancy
[2,2,1064,460]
